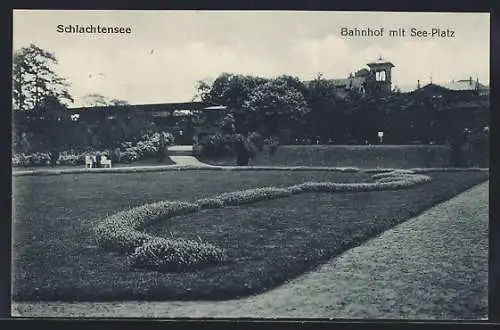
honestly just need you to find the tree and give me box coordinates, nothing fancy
[196,73,268,109]
[29,95,73,163]
[12,44,73,111]
[81,93,129,107]
[109,99,129,106]
[242,78,310,136]
[303,74,341,141]
[195,73,269,133]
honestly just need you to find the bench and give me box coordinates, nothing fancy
[85,155,112,168]
[85,156,93,168]
[101,155,112,168]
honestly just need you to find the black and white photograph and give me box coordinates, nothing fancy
[11,10,490,319]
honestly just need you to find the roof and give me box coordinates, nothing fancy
[329,77,366,89]
[67,101,217,114]
[439,79,488,91]
[367,57,395,68]
[394,83,419,93]
[395,78,489,94]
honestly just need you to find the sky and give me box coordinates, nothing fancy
[13,10,490,107]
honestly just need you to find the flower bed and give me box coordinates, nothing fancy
[94,171,432,273]
[12,131,175,167]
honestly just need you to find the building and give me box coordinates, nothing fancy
[305,57,396,98]
[395,77,489,97]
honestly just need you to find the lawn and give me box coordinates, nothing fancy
[12,169,489,302]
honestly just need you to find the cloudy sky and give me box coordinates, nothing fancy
[13,10,490,107]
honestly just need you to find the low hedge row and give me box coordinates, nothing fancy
[94,201,201,254]
[94,171,432,273]
[128,237,227,272]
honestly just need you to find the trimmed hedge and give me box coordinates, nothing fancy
[94,201,201,254]
[128,237,226,272]
[94,171,432,273]
[210,187,292,206]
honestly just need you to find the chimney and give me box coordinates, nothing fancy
[417,79,421,89]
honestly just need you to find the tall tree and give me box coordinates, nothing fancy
[242,78,309,136]
[303,74,341,141]
[81,93,129,107]
[12,44,73,111]
[195,73,269,133]
[196,73,268,110]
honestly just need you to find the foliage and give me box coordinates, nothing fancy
[196,73,268,110]
[81,93,129,107]
[12,131,175,167]
[128,237,226,272]
[12,44,73,111]
[242,78,309,135]
[119,131,175,163]
[302,74,342,140]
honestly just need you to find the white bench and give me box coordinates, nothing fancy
[101,155,112,168]
[85,156,93,168]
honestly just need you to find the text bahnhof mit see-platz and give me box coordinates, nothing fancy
[340,27,455,38]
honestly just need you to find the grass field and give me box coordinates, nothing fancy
[199,145,453,168]
[12,170,488,302]
[12,182,488,318]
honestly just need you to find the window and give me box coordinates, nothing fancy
[375,70,386,81]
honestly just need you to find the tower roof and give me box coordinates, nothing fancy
[367,56,395,68]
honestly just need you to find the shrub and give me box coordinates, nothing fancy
[197,133,234,158]
[94,201,201,253]
[213,187,292,206]
[118,131,175,163]
[264,136,280,156]
[12,152,51,167]
[196,198,225,209]
[128,237,226,272]
[288,173,432,194]
[371,170,415,180]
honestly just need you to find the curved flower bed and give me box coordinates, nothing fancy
[94,170,432,273]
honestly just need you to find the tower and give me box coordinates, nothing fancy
[366,56,395,94]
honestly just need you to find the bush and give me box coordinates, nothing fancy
[213,187,292,206]
[94,201,201,253]
[128,237,226,272]
[119,131,175,163]
[264,136,280,156]
[288,173,432,194]
[12,152,51,167]
[196,198,225,209]
[197,133,234,158]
